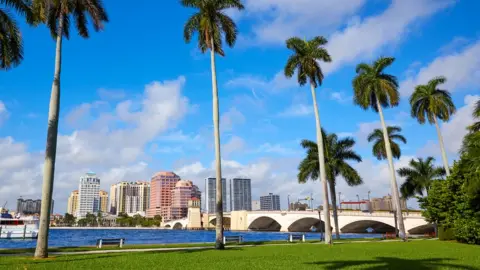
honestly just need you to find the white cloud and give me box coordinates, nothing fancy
[323,0,454,75]
[399,40,480,97]
[221,107,246,132]
[223,136,246,156]
[278,104,313,118]
[0,101,9,126]
[255,143,301,156]
[97,88,126,100]
[238,0,367,46]
[225,71,297,93]
[330,91,351,104]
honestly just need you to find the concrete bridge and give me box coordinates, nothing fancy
[163,210,433,235]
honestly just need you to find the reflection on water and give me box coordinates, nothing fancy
[0,229,383,249]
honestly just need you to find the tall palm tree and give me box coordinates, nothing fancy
[182,0,244,250]
[410,77,456,176]
[298,130,363,240]
[33,0,108,259]
[398,157,446,199]
[367,126,407,160]
[0,0,34,69]
[352,56,407,241]
[284,36,333,244]
[469,98,480,133]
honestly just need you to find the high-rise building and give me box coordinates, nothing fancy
[370,195,407,211]
[147,172,181,220]
[77,172,101,218]
[113,181,150,215]
[205,177,227,213]
[16,198,53,215]
[170,180,194,219]
[99,190,109,213]
[230,178,252,211]
[252,200,260,211]
[260,193,281,211]
[109,184,117,214]
[67,191,79,216]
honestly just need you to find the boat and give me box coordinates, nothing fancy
[0,211,39,239]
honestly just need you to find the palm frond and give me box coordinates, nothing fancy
[0,7,23,69]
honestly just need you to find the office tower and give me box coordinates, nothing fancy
[205,177,227,213]
[113,181,150,215]
[67,191,79,215]
[16,198,52,215]
[260,193,281,211]
[99,190,109,213]
[147,172,181,220]
[170,180,194,219]
[230,178,252,211]
[252,200,260,211]
[77,172,101,218]
[109,184,117,214]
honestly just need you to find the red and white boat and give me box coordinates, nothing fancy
[0,211,39,239]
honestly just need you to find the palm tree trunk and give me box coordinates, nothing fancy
[34,14,64,259]
[328,180,340,240]
[375,98,406,241]
[310,83,332,244]
[434,117,450,176]
[210,37,224,250]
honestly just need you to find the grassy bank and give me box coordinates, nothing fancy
[1,241,478,269]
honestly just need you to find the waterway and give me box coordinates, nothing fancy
[0,229,383,249]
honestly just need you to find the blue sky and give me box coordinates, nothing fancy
[1,0,479,213]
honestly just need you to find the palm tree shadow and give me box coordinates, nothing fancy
[305,257,480,270]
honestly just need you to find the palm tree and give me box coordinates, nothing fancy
[284,36,333,244]
[410,77,456,176]
[298,130,363,239]
[367,126,407,160]
[398,157,446,199]
[181,0,244,250]
[0,0,34,69]
[469,98,480,133]
[33,0,108,259]
[352,56,407,241]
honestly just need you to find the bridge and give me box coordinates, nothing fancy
[163,210,433,235]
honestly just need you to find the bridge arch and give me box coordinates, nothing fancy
[209,217,231,227]
[340,220,395,234]
[408,224,435,235]
[248,216,282,231]
[287,217,331,232]
[172,222,183,230]
[165,224,171,228]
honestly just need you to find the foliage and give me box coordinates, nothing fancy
[468,98,480,132]
[32,0,109,39]
[0,0,34,69]
[116,213,161,227]
[419,142,480,244]
[62,213,76,226]
[298,129,362,186]
[409,76,456,124]
[182,0,244,56]
[398,157,446,199]
[367,126,407,160]
[284,36,332,87]
[352,57,399,112]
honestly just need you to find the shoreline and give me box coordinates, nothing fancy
[52,227,167,230]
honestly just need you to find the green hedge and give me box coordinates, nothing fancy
[438,226,455,241]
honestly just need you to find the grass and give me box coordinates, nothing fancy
[1,240,479,269]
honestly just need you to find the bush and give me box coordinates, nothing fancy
[438,226,455,241]
[454,218,480,245]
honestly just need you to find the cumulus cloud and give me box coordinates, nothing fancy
[223,136,246,156]
[225,71,297,93]
[0,101,9,126]
[0,77,191,213]
[399,40,480,97]
[221,107,246,132]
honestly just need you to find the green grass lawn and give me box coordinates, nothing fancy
[1,240,479,270]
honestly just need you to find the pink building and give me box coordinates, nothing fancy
[169,180,194,220]
[147,172,181,219]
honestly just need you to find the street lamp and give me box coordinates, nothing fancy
[356,194,360,211]
[367,191,371,201]
[338,192,342,211]
[287,195,290,211]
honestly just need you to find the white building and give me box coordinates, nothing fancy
[77,172,101,218]
[111,181,150,216]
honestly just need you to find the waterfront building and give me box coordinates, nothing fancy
[205,177,227,214]
[16,198,53,215]
[113,181,150,215]
[99,190,109,213]
[170,180,194,219]
[260,193,281,211]
[370,195,407,211]
[147,172,181,219]
[67,190,79,216]
[230,178,252,211]
[77,172,101,218]
[109,184,117,214]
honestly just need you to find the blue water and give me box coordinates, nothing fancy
[0,229,383,249]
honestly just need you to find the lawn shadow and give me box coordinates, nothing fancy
[141,246,245,255]
[0,254,123,267]
[306,257,480,270]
